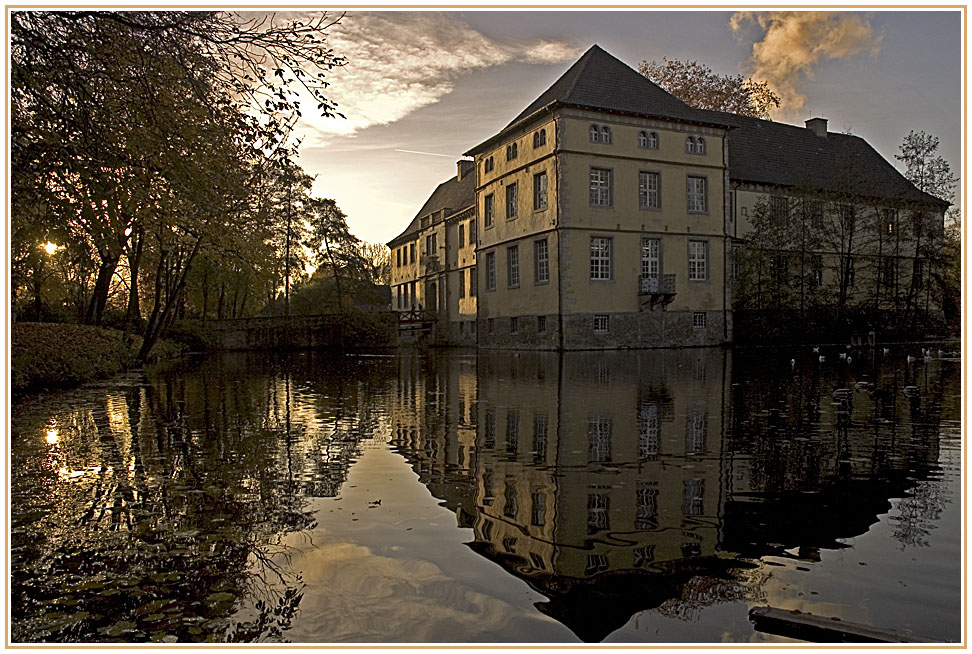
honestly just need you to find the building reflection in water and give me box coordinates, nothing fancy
[388,348,947,642]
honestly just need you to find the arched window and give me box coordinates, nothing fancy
[590,124,600,143]
[685,136,695,154]
[697,137,706,154]
[539,129,546,146]
[648,132,658,149]
[506,145,512,161]
[512,142,518,158]
[533,132,540,148]
[638,131,648,148]
[602,126,612,144]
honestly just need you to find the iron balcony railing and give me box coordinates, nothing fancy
[639,274,676,295]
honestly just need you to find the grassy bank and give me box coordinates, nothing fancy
[10,323,179,395]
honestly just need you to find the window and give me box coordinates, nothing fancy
[601,126,612,144]
[693,311,706,329]
[537,315,546,333]
[696,137,706,154]
[469,218,477,245]
[686,410,706,453]
[533,171,547,210]
[396,286,402,309]
[484,156,494,173]
[882,258,896,288]
[409,243,415,264]
[589,124,600,142]
[504,479,517,519]
[425,233,436,256]
[683,479,704,516]
[590,167,612,206]
[484,193,494,228]
[593,314,609,333]
[770,195,789,222]
[507,245,519,288]
[641,238,660,284]
[510,316,519,334]
[811,255,823,287]
[638,402,659,459]
[636,481,658,529]
[534,239,549,284]
[486,252,496,291]
[470,266,477,296]
[531,491,545,526]
[458,269,465,298]
[639,171,660,209]
[588,416,612,462]
[687,175,707,213]
[647,131,659,149]
[507,409,519,452]
[590,236,612,280]
[688,240,707,281]
[396,248,401,267]
[533,129,547,148]
[404,284,410,308]
[533,413,548,462]
[638,130,649,148]
[587,493,610,533]
[506,142,518,161]
[458,224,464,248]
[506,182,517,219]
[487,317,495,333]
[685,136,695,153]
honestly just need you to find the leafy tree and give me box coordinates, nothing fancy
[639,57,781,119]
[306,198,366,312]
[359,242,391,286]
[894,130,957,327]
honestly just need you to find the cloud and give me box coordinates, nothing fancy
[730,11,884,116]
[297,12,581,139]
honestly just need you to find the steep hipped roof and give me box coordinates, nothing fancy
[702,110,949,208]
[466,45,730,156]
[387,172,475,247]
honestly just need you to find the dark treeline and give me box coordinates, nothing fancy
[11,11,390,360]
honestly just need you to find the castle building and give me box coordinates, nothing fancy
[388,45,947,349]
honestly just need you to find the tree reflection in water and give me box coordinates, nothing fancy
[10,352,388,642]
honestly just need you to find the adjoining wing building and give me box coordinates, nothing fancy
[388,45,947,349]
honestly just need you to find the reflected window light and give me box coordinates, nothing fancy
[45,428,59,445]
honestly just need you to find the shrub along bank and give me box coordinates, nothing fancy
[10,323,180,395]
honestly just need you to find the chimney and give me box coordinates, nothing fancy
[457,158,474,181]
[805,117,828,138]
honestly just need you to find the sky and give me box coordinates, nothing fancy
[284,9,963,246]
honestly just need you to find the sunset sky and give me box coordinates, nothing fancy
[285,9,963,245]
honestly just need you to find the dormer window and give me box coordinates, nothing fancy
[639,130,659,150]
[590,124,600,143]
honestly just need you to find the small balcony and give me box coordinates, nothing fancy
[639,274,676,310]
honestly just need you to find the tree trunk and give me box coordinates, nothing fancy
[124,227,144,333]
[86,253,120,326]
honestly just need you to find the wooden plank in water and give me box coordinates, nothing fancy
[749,606,942,643]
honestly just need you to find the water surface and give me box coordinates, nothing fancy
[10,347,962,643]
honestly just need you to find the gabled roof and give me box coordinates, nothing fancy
[387,172,475,247]
[466,45,730,156]
[702,110,949,208]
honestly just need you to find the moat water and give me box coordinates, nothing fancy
[10,347,962,643]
